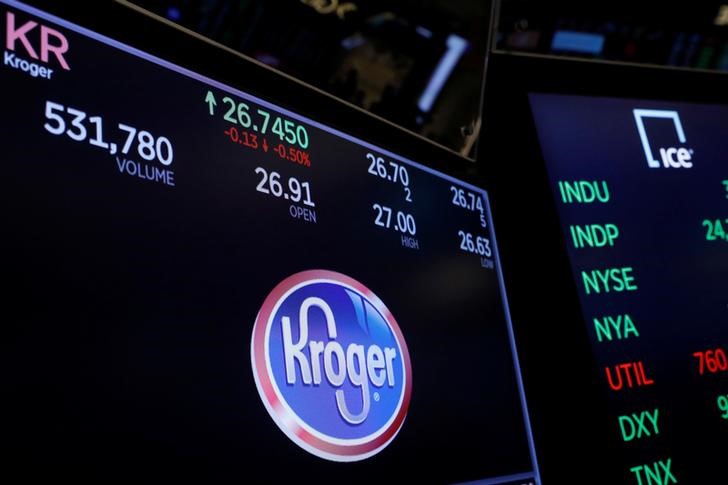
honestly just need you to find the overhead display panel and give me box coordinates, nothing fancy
[530,93,728,483]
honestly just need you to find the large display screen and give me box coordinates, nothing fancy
[1,1,539,483]
[530,93,728,482]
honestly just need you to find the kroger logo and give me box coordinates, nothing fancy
[251,270,412,461]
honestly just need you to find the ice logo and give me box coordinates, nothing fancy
[633,109,693,169]
[251,270,412,461]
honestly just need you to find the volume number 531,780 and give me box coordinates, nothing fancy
[43,100,174,166]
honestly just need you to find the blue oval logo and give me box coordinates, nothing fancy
[251,270,412,461]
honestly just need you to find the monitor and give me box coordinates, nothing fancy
[482,52,728,483]
[1,1,539,483]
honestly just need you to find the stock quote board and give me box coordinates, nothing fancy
[0,1,539,483]
[530,93,728,483]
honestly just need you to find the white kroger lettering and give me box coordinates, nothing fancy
[3,50,53,79]
[281,296,397,424]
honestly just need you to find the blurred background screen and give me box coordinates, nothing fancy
[127,0,495,158]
